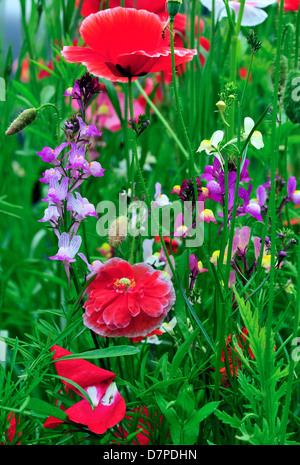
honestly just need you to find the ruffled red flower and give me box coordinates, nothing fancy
[61,7,197,83]
[83,257,175,337]
[43,345,126,435]
[76,0,167,17]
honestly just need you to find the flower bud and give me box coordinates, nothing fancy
[6,108,37,136]
[108,216,128,247]
[167,0,182,18]
[216,100,226,112]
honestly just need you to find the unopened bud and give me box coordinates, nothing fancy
[108,216,128,247]
[6,108,38,136]
[167,0,182,18]
[216,100,226,112]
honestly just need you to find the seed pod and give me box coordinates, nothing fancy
[5,108,38,136]
[167,0,182,18]
[283,70,300,124]
[108,216,128,247]
[271,55,288,87]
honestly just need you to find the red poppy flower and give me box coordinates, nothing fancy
[43,345,126,434]
[61,7,197,83]
[283,0,300,11]
[83,257,175,337]
[76,0,167,17]
[154,235,179,254]
[239,67,252,82]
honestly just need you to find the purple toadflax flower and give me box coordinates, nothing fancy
[49,232,82,283]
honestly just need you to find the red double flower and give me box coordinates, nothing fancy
[83,257,175,338]
[61,7,196,83]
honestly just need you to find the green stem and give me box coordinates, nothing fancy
[294,5,300,69]
[37,103,61,144]
[265,0,285,436]
[134,80,189,161]
[280,231,300,443]
[227,0,246,140]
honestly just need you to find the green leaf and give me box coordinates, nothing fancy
[184,401,220,430]
[26,397,68,421]
[169,329,199,378]
[214,409,242,429]
[54,345,140,362]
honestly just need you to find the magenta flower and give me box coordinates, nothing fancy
[39,167,62,184]
[66,192,98,221]
[287,176,300,204]
[42,177,69,204]
[237,186,263,222]
[78,116,102,138]
[67,143,88,171]
[64,72,106,115]
[189,253,208,290]
[84,161,105,178]
[49,232,82,281]
[37,142,68,164]
[38,204,60,225]
[78,253,103,280]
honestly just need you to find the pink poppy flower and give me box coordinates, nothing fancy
[43,345,126,435]
[83,257,175,338]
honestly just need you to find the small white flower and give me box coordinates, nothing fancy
[142,335,162,345]
[197,130,224,155]
[160,317,177,334]
[243,117,264,149]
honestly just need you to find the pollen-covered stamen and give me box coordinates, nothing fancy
[113,277,136,293]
